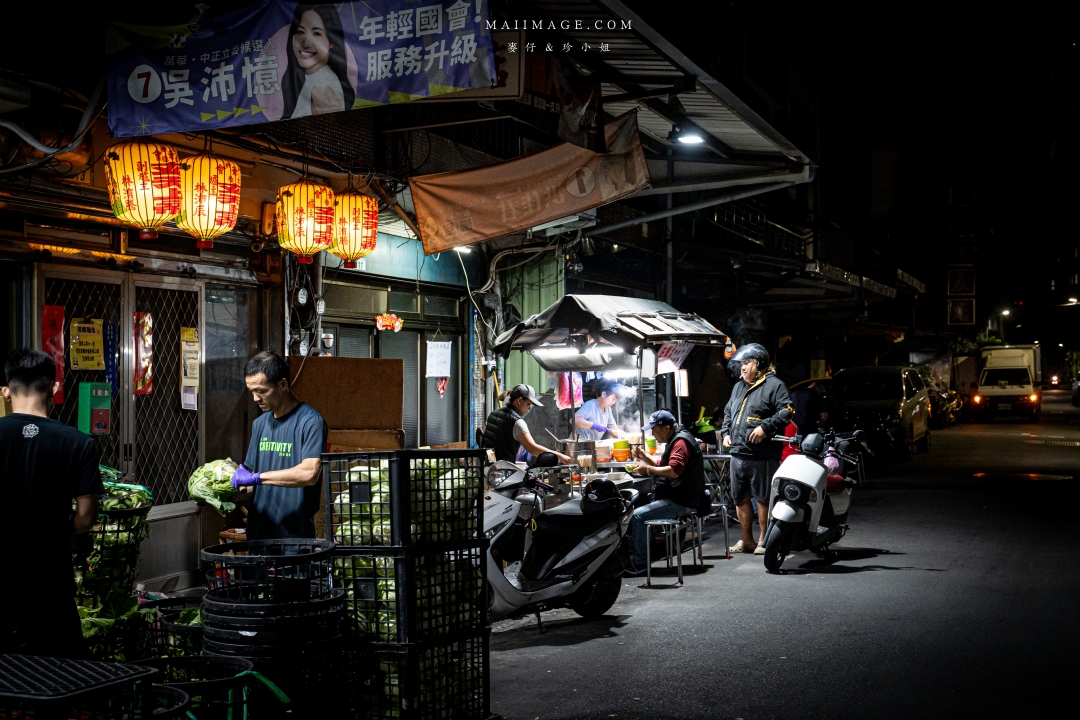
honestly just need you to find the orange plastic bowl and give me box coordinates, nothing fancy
[611,448,631,462]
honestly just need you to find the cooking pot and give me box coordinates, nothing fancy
[556,439,595,459]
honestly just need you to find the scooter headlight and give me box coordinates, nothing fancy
[782,482,802,502]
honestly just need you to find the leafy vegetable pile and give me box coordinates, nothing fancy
[331,458,477,546]
[187,458,240,515]
[72,469,155,662]
[334,552,483,643]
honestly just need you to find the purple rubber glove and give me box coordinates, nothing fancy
[232,465,261,489]
[592,423,609,434]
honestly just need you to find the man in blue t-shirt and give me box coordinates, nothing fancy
[233,351,327,539]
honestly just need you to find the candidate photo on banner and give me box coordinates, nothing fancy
[106,0,496,137]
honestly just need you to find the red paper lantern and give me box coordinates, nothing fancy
[276,180,335,264]
[176,153,242,249]
[331,191,378,268]
[105,141,181,240]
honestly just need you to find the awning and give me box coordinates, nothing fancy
[494,294,727,371]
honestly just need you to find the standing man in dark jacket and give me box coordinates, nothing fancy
[624,410,706,576]
[720,344,793,554]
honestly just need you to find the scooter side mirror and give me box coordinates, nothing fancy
[852,430,866,442]
[777,407,793,422]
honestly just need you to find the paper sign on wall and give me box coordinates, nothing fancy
[103,323,118,395]
[426,341,452,378]
[41,305,65,404]
[69,318,105,371]
[656,342,693,376]
[180,327,200,411]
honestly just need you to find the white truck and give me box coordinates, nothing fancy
[971,344,1042,421]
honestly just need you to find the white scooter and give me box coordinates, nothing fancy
[483,453,638,623]
[761,427,867,572]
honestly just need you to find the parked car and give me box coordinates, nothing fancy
[828,366,931,459]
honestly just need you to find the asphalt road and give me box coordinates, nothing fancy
[489,389,1080,719]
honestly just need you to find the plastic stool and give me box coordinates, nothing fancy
[644,518,683,586]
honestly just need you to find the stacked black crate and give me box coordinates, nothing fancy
[324,449,489,720]
[198,539,344,710]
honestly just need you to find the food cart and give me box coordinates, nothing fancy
[493,294,729,475]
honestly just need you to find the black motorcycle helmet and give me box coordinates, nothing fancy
[728,342,770,376]
[581,478,622,515]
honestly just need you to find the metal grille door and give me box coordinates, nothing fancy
[134,286,199,504]
[44,277,123,468]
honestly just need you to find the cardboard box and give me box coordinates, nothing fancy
[326,428,405,452]
[289,357,404,430]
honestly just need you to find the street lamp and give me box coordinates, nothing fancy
[1070,297,1078,304]
[1001,310,1010,316]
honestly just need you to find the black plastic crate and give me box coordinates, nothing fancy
[140,657,257,720]
[323,450,484,548]
[333,546,486,644]
[345,632,489,720]
[142,596,204,658]
[0,654,186,720]
[202,587,345,620]
[73,506,152,604]
[201,540,333,603]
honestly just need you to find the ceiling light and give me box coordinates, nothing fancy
[1001,310,1010,316]
[677,132,704,144]
[454,246,472,253]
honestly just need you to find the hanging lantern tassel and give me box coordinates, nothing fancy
[331,191,378,268]
[276,180,335,264]
[176,153,241,250]
[105,141,181,240]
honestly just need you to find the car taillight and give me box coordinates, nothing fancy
[973,395,982,404]
[1029,394,1038,402]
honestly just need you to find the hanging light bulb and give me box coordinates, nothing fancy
[176,152,241,249]
[297,288,309,306]
[105,141,182,239]
[330,190,378,268]
[276,179,335,264]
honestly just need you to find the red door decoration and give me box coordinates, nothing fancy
[436,377,448,398]
[41,305,65,404]
[375,313,403,332]
[133,312,154,395]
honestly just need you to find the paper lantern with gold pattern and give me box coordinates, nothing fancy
[105,141,181,239]
[176,153,241,249]
[330,191,378,268]
[276,180,335,264]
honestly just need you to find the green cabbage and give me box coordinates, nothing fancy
[187,458,239,515]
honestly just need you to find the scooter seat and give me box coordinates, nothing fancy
[826,473,847,493]
[543,498,584,516]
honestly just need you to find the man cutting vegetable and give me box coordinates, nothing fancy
[235,351,327,540]
[0,349,101,657]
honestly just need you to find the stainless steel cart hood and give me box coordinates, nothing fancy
[493,294,728,372]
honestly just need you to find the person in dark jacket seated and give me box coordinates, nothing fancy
[624,410,706,576]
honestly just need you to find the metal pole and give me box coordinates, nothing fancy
[637,347,645,431]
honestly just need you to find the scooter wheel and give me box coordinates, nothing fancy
[763,522,792,573]
[569,575,622,618]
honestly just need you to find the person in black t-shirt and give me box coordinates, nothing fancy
[0,349,102,658]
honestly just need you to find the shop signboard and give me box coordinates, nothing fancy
[106,0,497,137]
[426,341,452,377]
[656,341,693,375]
[69,318,105,371]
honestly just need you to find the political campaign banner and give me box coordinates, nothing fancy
[106,0,496,137]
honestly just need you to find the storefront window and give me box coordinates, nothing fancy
[425,335,460,445]
[204,284,259,463]
[381,330,419,447]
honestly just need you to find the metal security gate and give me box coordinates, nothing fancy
[43,275,125,469]
[133,284,200,505]
[40,269,204,506]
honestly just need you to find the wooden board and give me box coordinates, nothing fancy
[326,428,406,452]
[289,357,403,430]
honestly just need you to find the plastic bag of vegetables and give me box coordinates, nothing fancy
[188,458,239,515]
